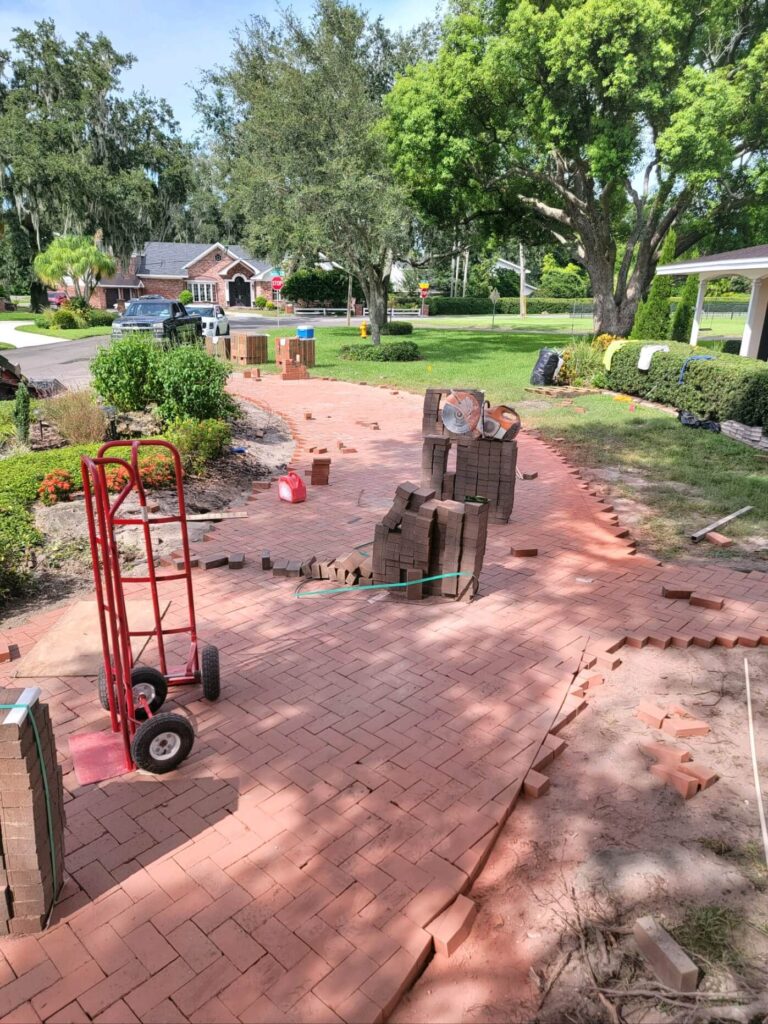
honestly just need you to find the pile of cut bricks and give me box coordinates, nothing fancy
[635,700,717,799]
[274,336,316,368]
[267,552,374,585]
[421,389,518,524]
[372,481,489,600]
[0,687,65,935]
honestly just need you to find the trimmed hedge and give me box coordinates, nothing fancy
[606,341,768,427]
[379,321,413,335]
[427,296,594,316]
[339,341,421,362]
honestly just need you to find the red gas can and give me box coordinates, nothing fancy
[277,471,307,503]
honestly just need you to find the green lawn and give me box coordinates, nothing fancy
[0,311,35,321]
[418,311,746,340]
[15,324,111,341]
[266,325,767,559]
[0,343,15,350]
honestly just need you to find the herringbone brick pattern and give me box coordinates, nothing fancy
[1,375,766,1023]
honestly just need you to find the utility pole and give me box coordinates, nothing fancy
[462,249,469,297]
[519,243,527,318]
[346,273,352,327]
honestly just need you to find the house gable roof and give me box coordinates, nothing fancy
[657,244,768,277]
[136,242,271,278]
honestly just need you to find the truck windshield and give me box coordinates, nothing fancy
[125,302,172,318]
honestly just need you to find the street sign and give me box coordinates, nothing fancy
[419,287,429,298]
[419,281,429,291]
[272,276,284,292]
[489,288,501,304]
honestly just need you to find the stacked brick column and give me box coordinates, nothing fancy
[373,482,489,600]
[0,687,65,935]
[274,336,316,367]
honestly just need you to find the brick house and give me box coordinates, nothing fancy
[87,242,278,309]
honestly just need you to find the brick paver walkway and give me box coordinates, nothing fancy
[1,375,767,1024]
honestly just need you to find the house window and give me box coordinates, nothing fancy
[190,281,216,302]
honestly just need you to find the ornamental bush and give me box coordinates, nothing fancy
[179,289,193,305]
[282,268,349,306]
[37,469,74,505]
[606,342,768,426]
[50,308,80,330]
[427,296,593,316]
[91,335,162,411]
[165,418,232,473]
[157,345,233,421]
[339,340,420,362]
[378,321,413,335]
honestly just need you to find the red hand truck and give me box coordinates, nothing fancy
[79,440,218,775]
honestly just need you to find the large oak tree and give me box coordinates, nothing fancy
[386,0,768,334]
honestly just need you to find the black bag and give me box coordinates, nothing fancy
[678,410,721,432]
[530,348,560,386]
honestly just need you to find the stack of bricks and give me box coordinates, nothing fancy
[310,552,374,585]
[230,332,268,365]
[274,336,316,368]
[420,390,518,524]
[0,687,65,935]
[372,481,489,601]
[310,457,331,485]
[279,354,310,381]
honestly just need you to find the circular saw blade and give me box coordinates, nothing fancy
[441,390,482,436]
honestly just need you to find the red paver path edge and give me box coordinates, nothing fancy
[1,374,766,1023]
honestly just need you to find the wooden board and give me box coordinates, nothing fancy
[13,599,170,678]
[690,506,753,543]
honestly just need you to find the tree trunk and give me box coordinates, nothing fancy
[361,271,388,345]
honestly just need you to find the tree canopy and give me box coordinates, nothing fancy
[386,0,768,334]
[33,235,116,303]
[0,20,193,287]
[198,0,434,342]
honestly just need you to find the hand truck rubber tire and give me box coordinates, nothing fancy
[98,663,112,711]
[130,666,169,720]
[131,712,195,774]
[200,645,220,701]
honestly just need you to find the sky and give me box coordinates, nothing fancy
[0,0,435,138]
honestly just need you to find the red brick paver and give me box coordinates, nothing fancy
[1,375,767,1023]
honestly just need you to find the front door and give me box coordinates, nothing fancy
[228,277,250,307]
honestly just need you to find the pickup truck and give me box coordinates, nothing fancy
[111,298,203,341]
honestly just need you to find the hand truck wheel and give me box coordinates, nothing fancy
[98,663,112,711]
[131,712,195,774]
[130,666,169,721]
[200,645,220,701]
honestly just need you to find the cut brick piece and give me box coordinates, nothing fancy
[661,718,710,739]
[705,531,733,547]
[635,702,668,729]
[689,594,725,611]
[633,915,699,992]
[523,769,550,798]
[228,553,245,570]
[522,472,538,480]
[650,763,699,799]
[662,585,693,600]
[511,547,538,557]
[639,741,692,765]
[677,763,719,789]
[583,674,605,689]
[202,554,228,570]
[426,895,478,957]
[261,551,272,571]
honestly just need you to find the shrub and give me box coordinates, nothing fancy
[13,383,30,443]
[91,336,162,411]
[265,300,276,309]
[378,321,413,335]
[607,341,768,426]
[46,389,107,444]
[670,274,698,343]
[37,469,74,505]
[179,289,193,305]
[539,268,587,298]
[592,333,619,351]
[255,296,268,308]
[86,309,118,327]
[338,340,421,362]
[631,232,675,339]
[103,450,176,493]
[558,341,603,385]
[165,418,232,474]
[427,296,593,316]
[50,308,80,330]
[34,311,54,329]
[157,346,232,422]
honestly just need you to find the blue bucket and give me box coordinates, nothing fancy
[297,326,315,340]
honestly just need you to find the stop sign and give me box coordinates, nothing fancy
[272,275,283,292]
[419,287,429,298]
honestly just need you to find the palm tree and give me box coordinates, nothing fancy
[33,235,116,304]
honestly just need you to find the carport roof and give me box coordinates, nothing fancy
[657,244,768,277]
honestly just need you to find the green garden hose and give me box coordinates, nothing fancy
[295,571,475,598]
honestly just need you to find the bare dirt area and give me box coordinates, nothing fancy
[393,646,768,1024]
[2,399,293,628]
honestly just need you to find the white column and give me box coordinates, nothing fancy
[740,277,768,358]
[689,277,706,346]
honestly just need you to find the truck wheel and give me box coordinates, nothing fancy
[131,713,195,774]
[130,666,168,720]
[201,646,220,701]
